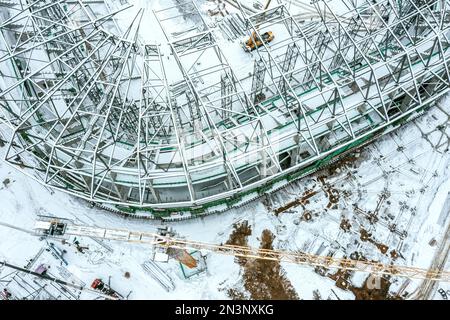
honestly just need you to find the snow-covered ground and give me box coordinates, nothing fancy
[1,93,449,300]
[0,0,449,300]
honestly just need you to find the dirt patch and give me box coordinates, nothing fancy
[327,152,361,175]
[318,176,340,209]
[329,268,352,290]
[340,218,352,232]
[273,189,318,216]
[390,250,399,260]
[241,230,299,300]
[225,224,299,300]
[360,228,371,242]
[325,253,402,300]
[302,210,313,221]
[359,228,389,254]
[350,276,401,300]
[225,220,252,266]
[226,220,252,247]
[226,287,247,300]
[376,244,389,254]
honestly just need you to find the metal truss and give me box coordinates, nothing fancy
[32,217,450,282]
[1,0,450,214]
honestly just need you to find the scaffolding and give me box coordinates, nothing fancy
[0,261,82,300]
[0,0,449,215]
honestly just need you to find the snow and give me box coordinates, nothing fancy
[0,0,449,301]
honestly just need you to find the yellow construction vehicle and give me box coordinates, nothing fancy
[244,0,274,52]
[245,31,275,51]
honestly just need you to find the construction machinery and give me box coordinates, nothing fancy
[33,217,450,283]
[91,278,123,299]
[244,0,274,51]
[0,260,121,300]
[245,30,275,51]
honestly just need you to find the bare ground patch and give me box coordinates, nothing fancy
[225,221,299,300]
[350,276,402,300]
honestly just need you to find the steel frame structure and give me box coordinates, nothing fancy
[0,0,450,216]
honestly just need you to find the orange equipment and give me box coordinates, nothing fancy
[245,31,275,51]
[243,0,274,52]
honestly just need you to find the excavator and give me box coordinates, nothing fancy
[244,0,275,52]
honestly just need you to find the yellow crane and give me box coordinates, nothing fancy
[33,217,450,282]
